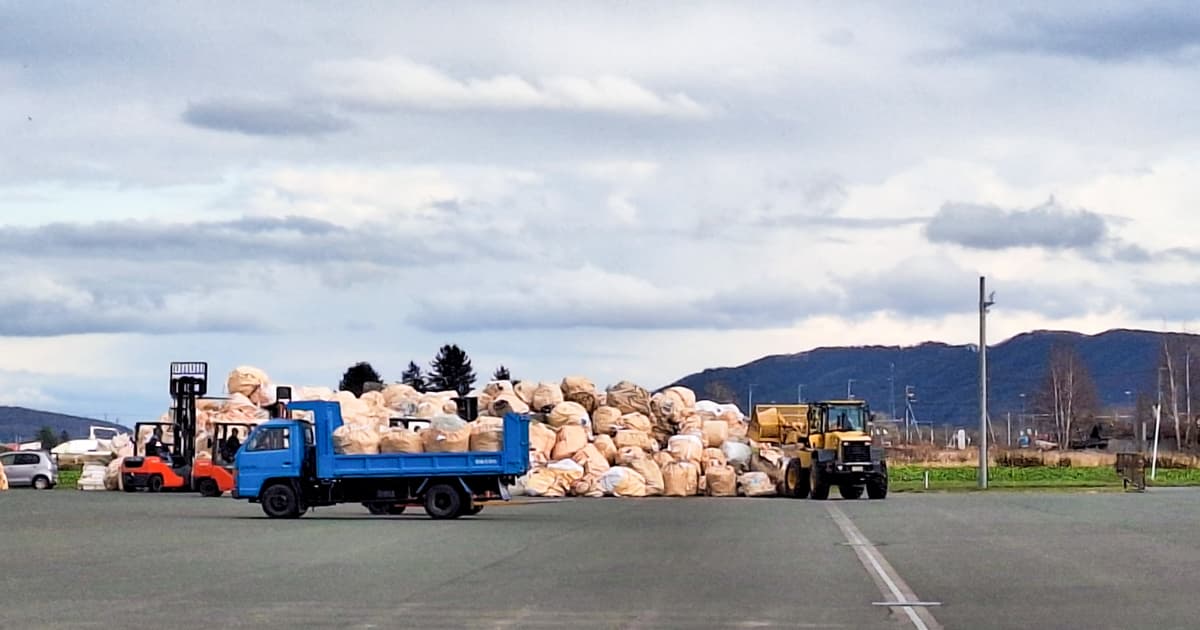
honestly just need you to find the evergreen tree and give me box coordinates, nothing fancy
[428,344,477,396]
[492,365,512,381]
[36,426,60,449]
[59,430,70,444]
[400,361,428,393]
[338,362,383,397]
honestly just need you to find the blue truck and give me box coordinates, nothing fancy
[233,401,530,519]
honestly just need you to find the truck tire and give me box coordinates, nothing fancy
[261,483,305,519]
[424,484,463,520]
[783,459,810,499]
[867,468,889,500]
[197,478,222,497]
[809,468,830,501]
[147,475,164,493]
[838,484,864,500]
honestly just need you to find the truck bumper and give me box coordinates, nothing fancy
[819,462,886,483]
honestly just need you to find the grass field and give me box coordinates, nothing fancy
[891,464,1200,491]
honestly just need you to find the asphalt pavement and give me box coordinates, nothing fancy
[2,489,1199,629]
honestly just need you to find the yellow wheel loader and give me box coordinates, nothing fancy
[748,400,887,500]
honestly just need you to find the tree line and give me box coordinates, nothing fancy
[338,344,512,397]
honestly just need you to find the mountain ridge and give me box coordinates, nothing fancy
[670,328,1188,427]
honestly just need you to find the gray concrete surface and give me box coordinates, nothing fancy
[2,489,1199,629]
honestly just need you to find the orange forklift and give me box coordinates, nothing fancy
[121,362,207,493]
[192,388,291,497]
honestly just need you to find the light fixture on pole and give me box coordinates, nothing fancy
[979,276,995,490]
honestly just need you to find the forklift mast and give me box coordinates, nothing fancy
[170,362,208,465]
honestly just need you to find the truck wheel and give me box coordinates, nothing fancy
[365,503,390,515]
[783,459,810,499]
[809,468,830,501]
[261,483,304,519]
[838,484,864,500]
[147,475,164,493]
[387,505,407,515]
[867,472,889,500]
[197,478,222,497]
[424,484,463,520]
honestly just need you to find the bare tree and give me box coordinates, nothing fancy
[1158,336,1200,450]
[1034,343,1099,447]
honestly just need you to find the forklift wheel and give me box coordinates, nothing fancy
[197,478,222,497]
[147,475,164,493]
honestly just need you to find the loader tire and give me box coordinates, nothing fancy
[809,468,830,501]
[783,459,810,499]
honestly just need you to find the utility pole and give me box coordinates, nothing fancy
[979,276,995,489]
[889,363,896,420]
[748,384,756,416]
[797,384,805,403]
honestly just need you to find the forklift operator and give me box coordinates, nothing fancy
[221,429,242,463]
[146,428,171,459]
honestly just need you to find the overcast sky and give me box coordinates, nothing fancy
[3,2,1199,422]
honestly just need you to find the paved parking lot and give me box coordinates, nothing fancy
[3,489,1199,629]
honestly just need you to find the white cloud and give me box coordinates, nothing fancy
[312,57,710,118]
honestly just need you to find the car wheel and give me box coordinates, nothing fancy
[424,484,463,520]
[32,475,51,490]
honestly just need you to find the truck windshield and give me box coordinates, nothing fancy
[829,407,865,432]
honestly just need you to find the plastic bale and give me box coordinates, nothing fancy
[490,394,530,416]
[548,401,588,430]
[616,446,647,466]
[525,468,565,497]
[593,434,618,464]
[483,380,514,398]
[629,457,665,496]
[471,416,504,434]
[619,412,652,434]
[561,376,599,413]
[379,429,425,454]
[592,406,624,435]
[571,474,606,498]
[677,414,704,435]
[667,434,704,464]
[598,466,648,497]
[422,425,471,453]
[333,424,381,454]
[722,440,753,471]
[551,424,589,460]
[702,420,729,448]
[606,380,651,416]
[530,382,563,412]
[652,451,676,469]
[615,430,654,452]
[738,472,776,497]
[530,422,558,460]
[470,430,503,452]
[514,381,537,405]
[226,366,271,405]
[662,461,700,497]
[706,465,737,496]
[572,444,611,477]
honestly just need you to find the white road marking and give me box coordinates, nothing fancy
[826,504,942,630]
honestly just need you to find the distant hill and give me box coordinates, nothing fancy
[670,329,1186,427]
[0,407,132,443]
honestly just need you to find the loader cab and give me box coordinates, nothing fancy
[807,401,870,450]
